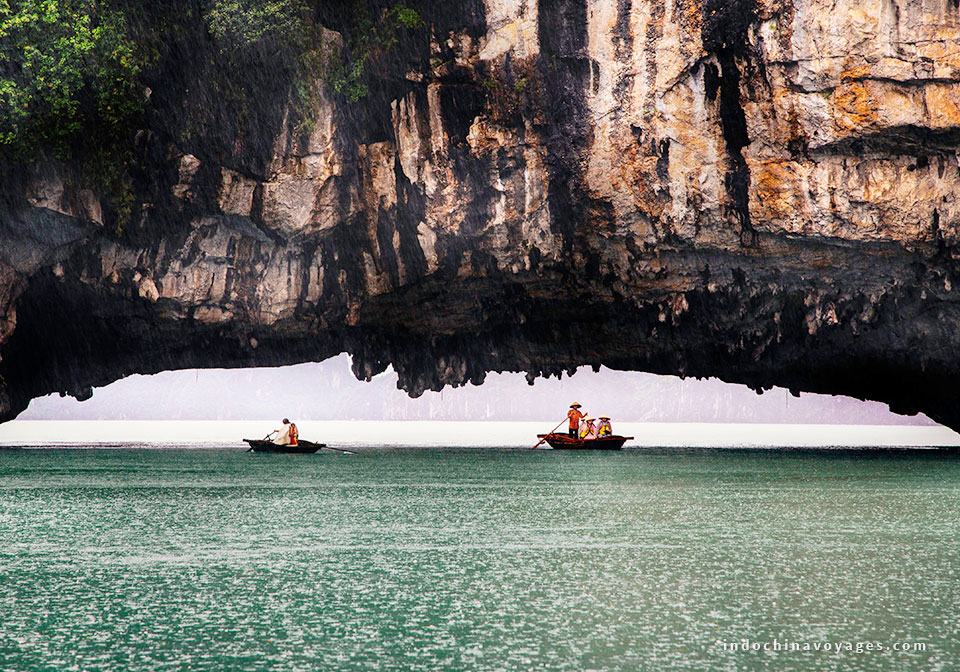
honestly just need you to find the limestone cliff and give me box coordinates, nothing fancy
[3,0,960,429]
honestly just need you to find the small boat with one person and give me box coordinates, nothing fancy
[245,418,326,453]
[244,438,325,453]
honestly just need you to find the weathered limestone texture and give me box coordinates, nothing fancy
[2,0,960,429]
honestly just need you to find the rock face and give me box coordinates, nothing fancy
[3,0,960,429]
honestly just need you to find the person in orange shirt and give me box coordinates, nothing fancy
[566,403,585,438]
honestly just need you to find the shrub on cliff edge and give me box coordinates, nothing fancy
[203,0,306,52]
[0,0,143,160]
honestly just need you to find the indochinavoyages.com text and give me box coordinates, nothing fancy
[717,638,927,654]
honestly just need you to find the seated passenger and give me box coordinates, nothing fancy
[580,417,598,440]
[597,416,613,438]
[271,418,298,446]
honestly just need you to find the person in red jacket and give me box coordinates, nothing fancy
[566,403,585,438]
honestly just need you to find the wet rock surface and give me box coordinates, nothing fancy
[3,0,960,429]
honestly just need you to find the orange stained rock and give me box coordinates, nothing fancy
[615,140,670,217]
[925,85,960,129]
[840,65,871,82]
[753,159,804,223]
[768,85,806,147]
[923,38,960,74]
[678,0,704,41]
[832,81,879,133]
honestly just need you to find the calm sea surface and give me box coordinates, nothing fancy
[0,446,958,671]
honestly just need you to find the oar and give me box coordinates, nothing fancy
[321,445,357,455]
[531,418,568,450]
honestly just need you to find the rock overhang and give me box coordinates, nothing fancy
[2,0,960,430]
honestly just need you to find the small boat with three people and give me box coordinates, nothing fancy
[532,403,633,450]
[535,433,632,450]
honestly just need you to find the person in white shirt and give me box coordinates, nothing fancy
[270,418,298,446]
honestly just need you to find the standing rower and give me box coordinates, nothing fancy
[566,403,585,438]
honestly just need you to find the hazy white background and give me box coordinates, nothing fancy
[10,353,958,447]
[19,352,936,425]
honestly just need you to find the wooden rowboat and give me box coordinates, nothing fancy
[243,439,325,454]
[536,433,632,450]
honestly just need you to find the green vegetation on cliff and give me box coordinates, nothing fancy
[202,0,423,108]
[203,0,306,51]
[321,3,423,104]
[1,0,425,158]
[0,0,424,232]
[198,0,423,139]
[0,0,143,159]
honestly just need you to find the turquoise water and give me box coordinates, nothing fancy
[0,446,958,671]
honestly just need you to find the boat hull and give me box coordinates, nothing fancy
[243,439,325,454]
[536,433,632,450]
